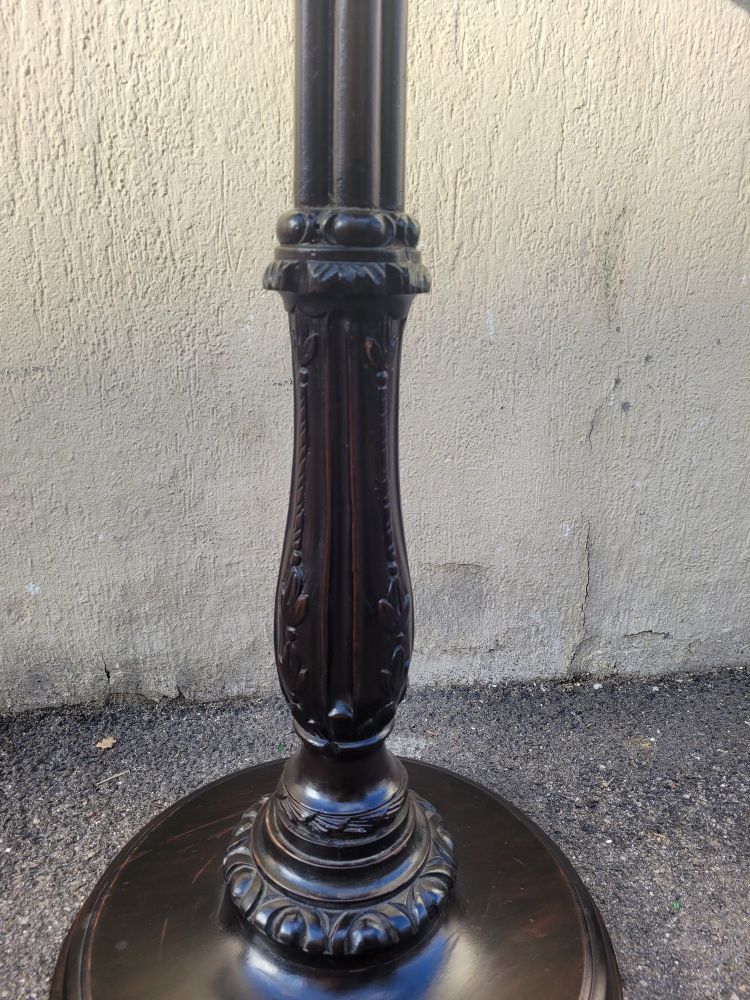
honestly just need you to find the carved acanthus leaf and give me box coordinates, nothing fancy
[264,259,430,297]
[224,794,456,957]
[378,575,410,634]
[281,565,308,627]
[298,332,318,366]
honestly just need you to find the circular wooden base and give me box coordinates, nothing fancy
[51,760,621,1000]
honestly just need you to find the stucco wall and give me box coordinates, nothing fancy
[1,0,748,710]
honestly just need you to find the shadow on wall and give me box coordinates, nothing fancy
[731,0,750,10]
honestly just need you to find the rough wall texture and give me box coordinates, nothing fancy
[1,0,748,710]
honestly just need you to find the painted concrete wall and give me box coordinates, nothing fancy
[1,0,749,710]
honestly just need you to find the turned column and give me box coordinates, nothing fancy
[222,0,456,957]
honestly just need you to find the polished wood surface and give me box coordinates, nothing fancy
[51,759,620,1000]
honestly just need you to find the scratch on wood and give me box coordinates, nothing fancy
[190,853,217,886]
[158,917,169,963]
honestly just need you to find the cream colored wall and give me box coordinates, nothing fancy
[1,0,748,709]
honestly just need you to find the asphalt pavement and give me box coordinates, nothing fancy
[1,668,748,999]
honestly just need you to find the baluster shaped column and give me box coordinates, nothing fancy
[222,0,456,957]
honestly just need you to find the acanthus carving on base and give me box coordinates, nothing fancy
[223,793,457,957]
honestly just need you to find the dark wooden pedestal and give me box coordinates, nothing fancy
[51,759,620,1000]
[50,3,622,996]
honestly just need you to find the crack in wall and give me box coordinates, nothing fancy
[100,653,111,691]
[624,630,673,641]
[568,520,591,675]
[587,406,604,453]
[587,376,621,453]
